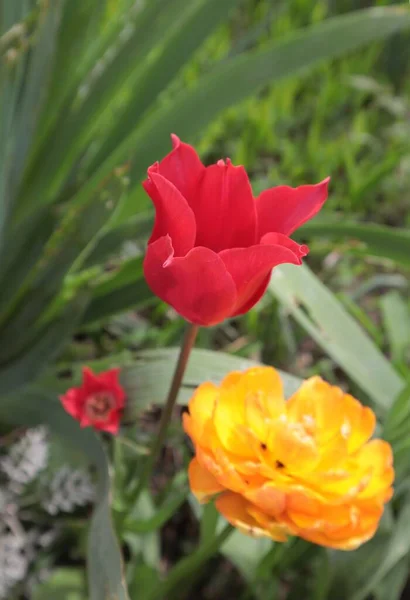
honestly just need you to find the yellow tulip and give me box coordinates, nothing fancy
[183,367,393,550]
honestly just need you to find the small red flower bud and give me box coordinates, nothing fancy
[60,367,125,434]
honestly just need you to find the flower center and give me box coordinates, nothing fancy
[85,392,115,420]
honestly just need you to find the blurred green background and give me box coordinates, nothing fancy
[1,1,410,599]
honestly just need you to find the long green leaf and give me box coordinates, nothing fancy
[121,348,302,420]
[43,348,302,416]
[299,219,410,268]
[0,2,32,250]
[81,256,153,325]
[20,0,240,218]
[379,292,410,364]
[0,207,55,313]
[0,294,87,395]
[10,1,63,197]
[0,389,129,600]
[351,500,410,600]
[89,0,242,172]
[45,5,410,225]
[269,264,404,410]
[0,180,121,359]
[33,0,110,139]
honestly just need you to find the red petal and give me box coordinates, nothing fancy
[82,367,105,395]
[256,178,329,238]
[143,170,196,257]
[192,160,257,252]
[99,418,120,435]
[153,134,205,205]
[144,235,237,326]
[60,389,83,420]
[97,369,126,407]
[220,233,308,316]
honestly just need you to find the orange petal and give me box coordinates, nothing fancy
[197,447,246,493]
[188,457,225,503]
[215,492,270,538]
[244,482,286,517]
[246,504,290,542]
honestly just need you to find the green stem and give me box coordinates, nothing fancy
[135,321,199,497]
[148,524,233,600]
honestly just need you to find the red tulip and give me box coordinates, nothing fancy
[60,367,125,434]
[143,135,329,326]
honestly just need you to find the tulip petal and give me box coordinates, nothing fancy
[220,232,308,316]
[60,389,83,420]
[256,178,329,238]
[188,457,225,502]
[192,160,257,252]
[154,134,205,204]
[342,394,376,454]
[143,170,196,257]
[143,235,237,326]
[215,492,270,537]
[184,382,219,443]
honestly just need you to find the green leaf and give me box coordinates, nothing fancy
[383,382,410,444]
[10,1,64,198]
[121,348,303,420]
[123,491,160,568]
[379,292,410,364]
[0,390,129,600]
[32,0,110,142]
[21,0,241,216]
[373,557,410,600]
[0,208,55,315]
[327,532,392,600]
[0,294,88,395]
[124,488,187,534]
[0,2,31,250]
[44,348,302,419]
[0,183,120,360]
[299,219,410,268]
[83,212,152,267]
[200,502,220,545]
[90,0,242,171]
[268,264,404,410]
[32,568,86,600]
[81,256,154,325]
[221,530,271,582]
[351,499,410,600]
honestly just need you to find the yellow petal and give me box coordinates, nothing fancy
[342,394,376,453]
[213,386,254,458]
[186,382,218,443]
[356,440,394,499]
[287,376,345,445]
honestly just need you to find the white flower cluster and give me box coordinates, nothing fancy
[0,533,28,599]
[0,427,48,491]
[42,466,95,515]
[0,427,95,598]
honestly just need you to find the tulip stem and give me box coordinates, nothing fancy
[147,523,233,600]
[136,322,199,496]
